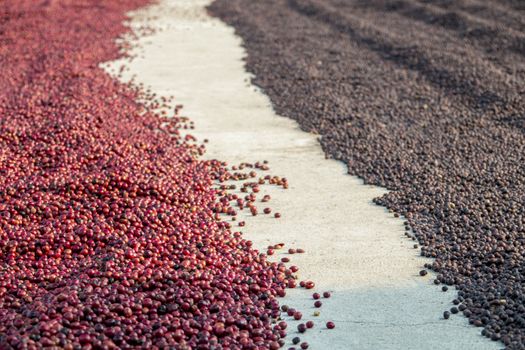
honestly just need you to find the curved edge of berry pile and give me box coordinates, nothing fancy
[104,0,500,349]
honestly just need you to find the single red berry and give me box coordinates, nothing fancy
[305,281,315,289]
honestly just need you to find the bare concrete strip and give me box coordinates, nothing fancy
[105,0,499,348]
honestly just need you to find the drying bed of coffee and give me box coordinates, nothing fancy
[0,1,296,349]
[209,0,525,348]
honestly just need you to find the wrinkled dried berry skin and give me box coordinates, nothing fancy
[210,0,525,347]
[0,1,289,348]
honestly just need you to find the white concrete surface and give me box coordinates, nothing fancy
[104,0,500,348]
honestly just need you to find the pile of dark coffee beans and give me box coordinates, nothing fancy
[210,0,525,348]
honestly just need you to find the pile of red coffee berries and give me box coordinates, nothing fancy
[0,2,299,349]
